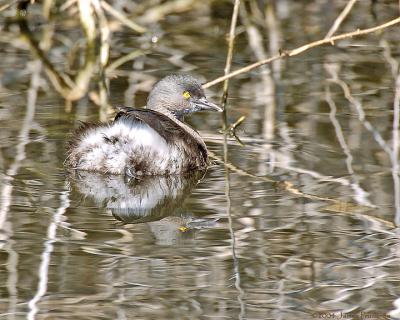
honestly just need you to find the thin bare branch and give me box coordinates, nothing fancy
[325,0,358,39]
[203,16,400,89]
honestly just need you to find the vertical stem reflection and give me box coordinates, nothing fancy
[224,133,245,319]
[27,189,71,320]
[5,240,18,320]
[0,60,40,236]
[393,74,400,226]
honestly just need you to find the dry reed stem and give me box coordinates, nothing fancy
[221,0,240,108]
[60,0,76,12]
[203,16,400,89]
[138,0,198,23]
[220,20,246,304]
[17,1,98,101]
[0,0,17,13]
[100,0,146,33]
[78,0,96,42]
[92,0,110,67]
[221,4,243,288]
[106,50,147,75]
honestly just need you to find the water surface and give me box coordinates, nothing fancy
[1,1,400,319]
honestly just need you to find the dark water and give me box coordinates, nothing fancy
[1,1,400,319]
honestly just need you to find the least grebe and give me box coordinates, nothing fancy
[65,74,222,176]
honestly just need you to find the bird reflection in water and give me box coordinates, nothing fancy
[67,170,218,244]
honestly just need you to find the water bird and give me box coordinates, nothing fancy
[65,74,222,176]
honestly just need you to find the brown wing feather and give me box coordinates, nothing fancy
[114,107,208,165]
[114,107,184,143]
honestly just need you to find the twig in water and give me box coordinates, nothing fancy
[203,16,400,88]
[325,63,392,155]
[219,115,246,147]
[325,85,373,207]
[220,115,246,139]
[229,115,245,131]
[208,150,393,228]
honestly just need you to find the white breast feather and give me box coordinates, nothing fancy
[75,120,182,174]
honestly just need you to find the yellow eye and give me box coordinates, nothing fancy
[183,91,191,99]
